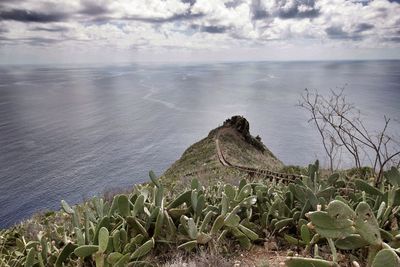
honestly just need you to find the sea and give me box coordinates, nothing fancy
[1,60,399,228]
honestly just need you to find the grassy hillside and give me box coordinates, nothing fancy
[161,116,284,191]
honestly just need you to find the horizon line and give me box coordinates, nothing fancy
[1,58,400,67]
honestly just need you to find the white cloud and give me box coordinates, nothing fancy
[0,0,399,63]
[109,0,190,20]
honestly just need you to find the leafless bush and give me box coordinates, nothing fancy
[299,88,400,185]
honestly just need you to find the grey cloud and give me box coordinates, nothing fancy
[352,0,371,6]
[201,25,228,34]
[249,0,319,21]
[0,35,90,46]
[277,0,320,19]
[24,36,91,45]
[0,36,60,46]
[252,9,268,20]
[325,26,363,41]
[250,0,268,20]
[230,32,256,40]
[325,23,374,41]
[24,37,60,45]
[278,6,320,19]
[0,9,68,23]
[0,26,7,33]
[279,8,319,19]
[0,36,11,44]
[30,26,69,32]
[0,1,204,26]
[80,1,109,16]
[225,0,244,8]
[130,39,150,50]
[385,36,400,42]
[181,0,196,6]
[326,26,346,37]
[124,12,204,23]
[354,23,374,33]
[83,11,204,25]
[190,24,229,34]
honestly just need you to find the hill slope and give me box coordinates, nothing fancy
[160,115,284,189]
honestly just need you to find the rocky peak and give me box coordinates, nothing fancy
[223,115,266,152]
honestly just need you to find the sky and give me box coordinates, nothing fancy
[0,0,400,64]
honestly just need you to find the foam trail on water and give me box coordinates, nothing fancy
[141,84,188,112]
[140,82,224,115]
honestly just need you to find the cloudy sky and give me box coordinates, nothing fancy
[0,0,400,64]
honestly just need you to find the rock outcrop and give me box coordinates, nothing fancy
[223,115,266,152]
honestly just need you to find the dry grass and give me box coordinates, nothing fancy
[157,242,291,267]
[161,251,232,267]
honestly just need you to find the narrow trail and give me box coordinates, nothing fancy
[215,127,304,182]
[180,127,304,182]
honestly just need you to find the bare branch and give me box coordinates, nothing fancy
[299,88,400,185]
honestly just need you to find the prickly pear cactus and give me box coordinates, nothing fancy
[3,160,400,267]
[354,202,382,246]
[306,200,356,239]
[371,248,400,267]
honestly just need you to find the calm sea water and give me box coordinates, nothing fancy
[1,60,399,228]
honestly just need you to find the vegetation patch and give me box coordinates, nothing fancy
[1,162,400,266]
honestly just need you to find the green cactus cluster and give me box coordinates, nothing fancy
[1,162,400,266]
[295,166,400,267]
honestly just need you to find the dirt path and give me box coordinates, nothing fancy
[215,127,303,182]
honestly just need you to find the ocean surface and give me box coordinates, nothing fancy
[1,60,399,228]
